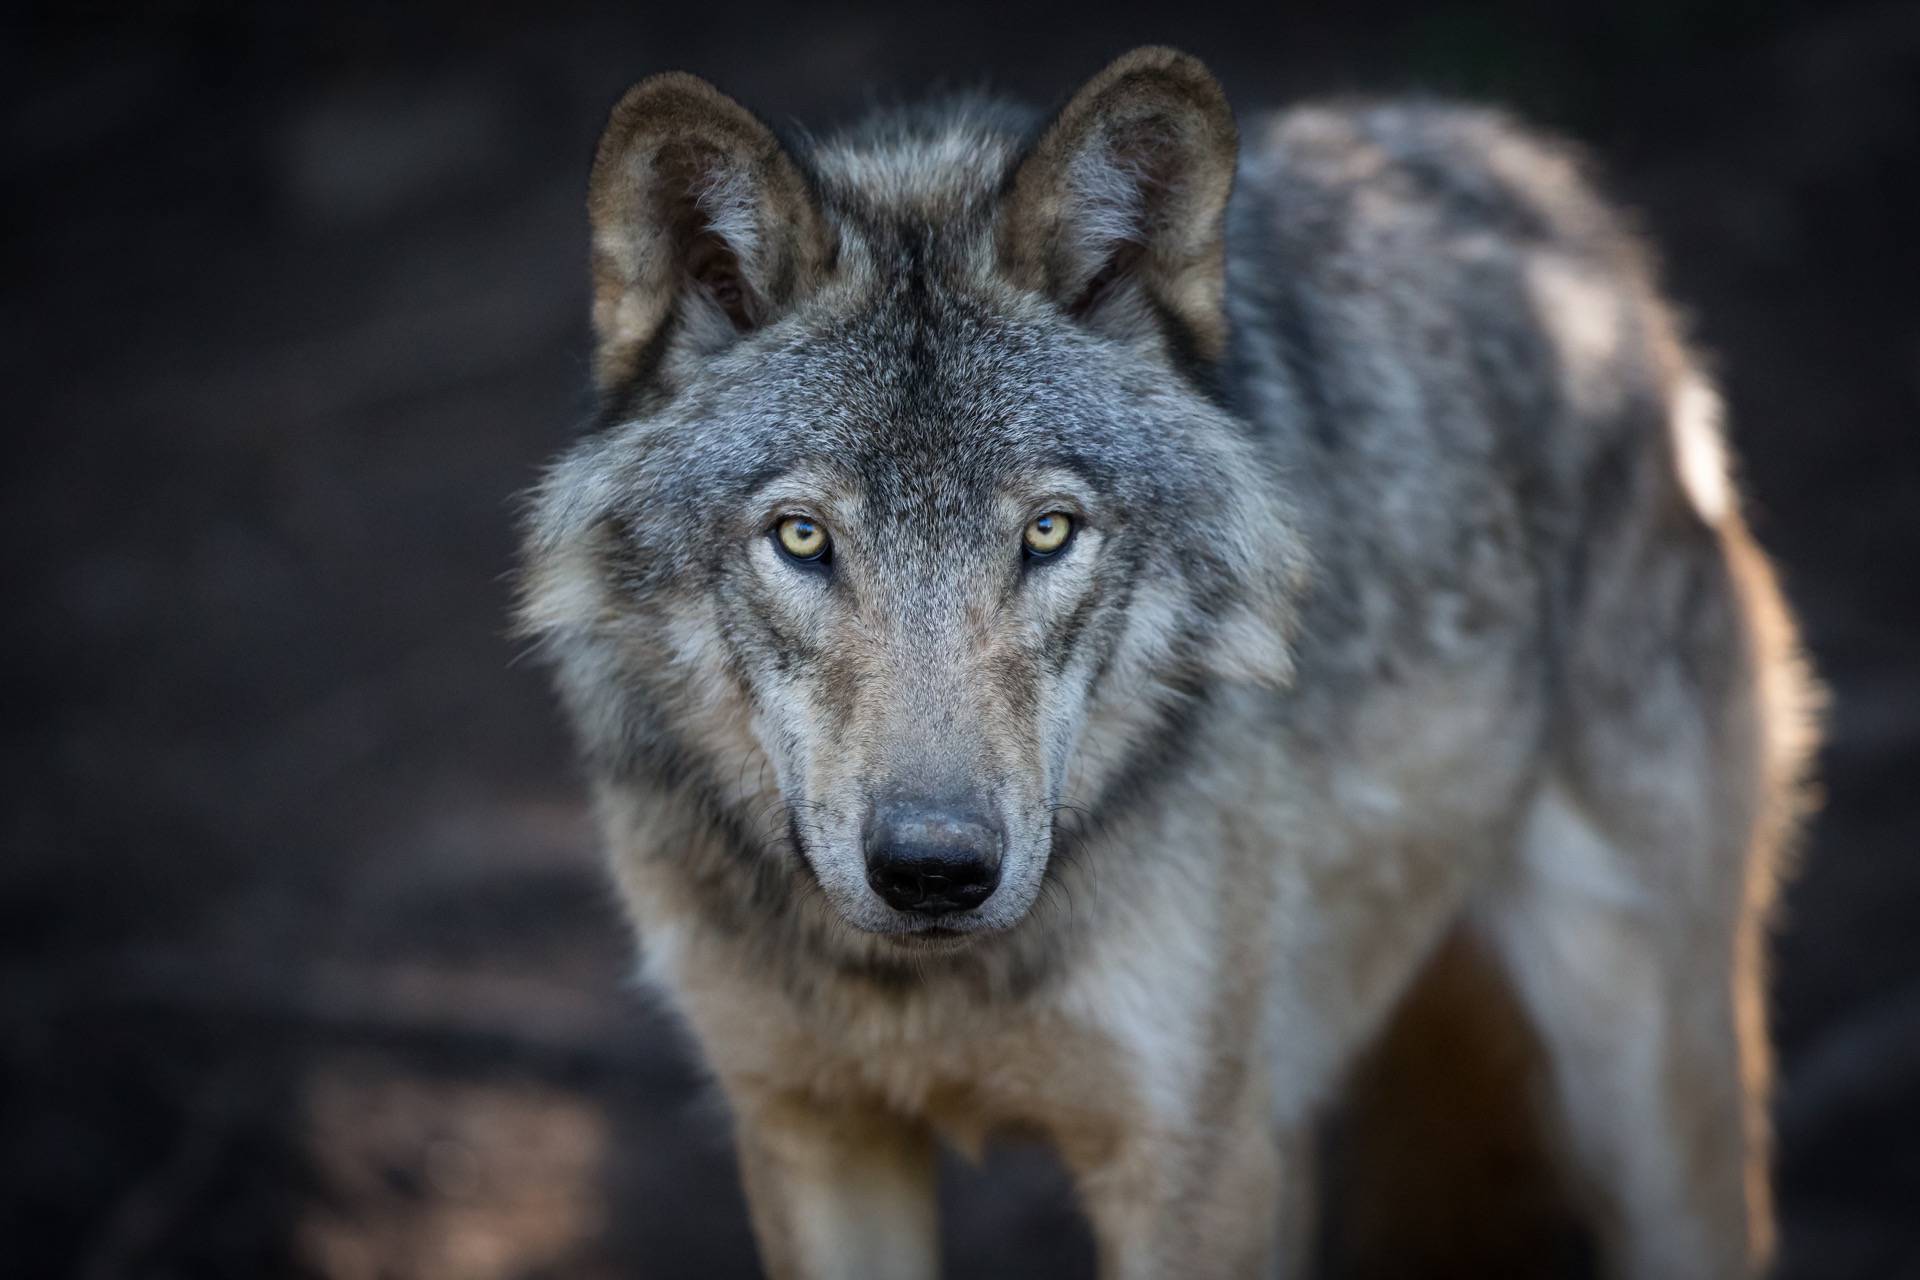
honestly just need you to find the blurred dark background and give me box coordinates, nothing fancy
[5,2,1918,1276]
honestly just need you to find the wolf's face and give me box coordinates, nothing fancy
[522,53,1305,947]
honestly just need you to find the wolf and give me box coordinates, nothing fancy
[516,46,1818,1279]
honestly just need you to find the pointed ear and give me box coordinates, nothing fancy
[999,48,1237,361]
[586,73,833,394]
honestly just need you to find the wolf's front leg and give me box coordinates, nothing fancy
[1061,1073,1306,1280]
[731,1095,937,1280]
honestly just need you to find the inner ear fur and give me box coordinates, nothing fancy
[999,47,1239,360]
[586,72,832,393]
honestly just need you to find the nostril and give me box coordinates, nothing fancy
[866,857,999,915]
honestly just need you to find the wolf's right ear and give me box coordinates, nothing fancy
[999,48,1237,361]
[586,73,833,394]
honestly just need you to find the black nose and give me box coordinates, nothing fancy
[864,804,1003,916]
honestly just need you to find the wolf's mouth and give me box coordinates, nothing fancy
[879,927,976,953]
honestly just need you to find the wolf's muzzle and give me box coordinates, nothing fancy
[863,803,1004,916]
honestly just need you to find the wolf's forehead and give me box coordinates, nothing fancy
[735,337,1084,519]
[784,316,1079,484]
[779,407,1051,517]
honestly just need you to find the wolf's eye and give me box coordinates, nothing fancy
[775,516,830,564]
[1022,512,1073,558]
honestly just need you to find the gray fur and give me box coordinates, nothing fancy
[519,52,1816,1280]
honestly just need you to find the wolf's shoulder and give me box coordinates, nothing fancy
[1222,98,1669,465]
[1223,99,1702,707]
[1231,98,1646,280]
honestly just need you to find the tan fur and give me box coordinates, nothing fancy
[526,46,1823,1280]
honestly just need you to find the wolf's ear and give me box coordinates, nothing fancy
[999,48,1237,361]
[587,73,833,394]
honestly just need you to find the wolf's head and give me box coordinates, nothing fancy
[520,49,1306,949]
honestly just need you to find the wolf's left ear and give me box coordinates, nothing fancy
[999,47,1237,360]
[587,73,833,394]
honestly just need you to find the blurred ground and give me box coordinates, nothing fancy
[4,2,1918,1276]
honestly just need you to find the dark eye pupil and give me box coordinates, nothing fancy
[1035,517,1053,534]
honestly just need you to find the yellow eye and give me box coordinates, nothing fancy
[775,515,829,562]
[1023,511,1073,557]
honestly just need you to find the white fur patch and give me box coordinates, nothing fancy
[517,546,606,636]
[1525,253,1625,415]
[1671,375,1733,525]
[1518,780,1648,911]
[1059,914,1213,1129]
[693,162,761,270]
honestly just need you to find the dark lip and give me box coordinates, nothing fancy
[874,925,977,950]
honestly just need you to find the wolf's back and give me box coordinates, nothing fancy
[1225,102,1747,716]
